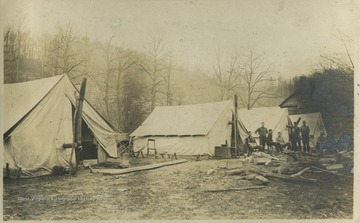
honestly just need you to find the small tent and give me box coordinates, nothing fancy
[238,107,291,143]
[3,74,118,177]
[131,101,245,156]
[289,112,327,148]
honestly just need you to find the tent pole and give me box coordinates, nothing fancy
[234,94,238,153]
[69,77,87,176]
[74,78,87,171]
[6,163,9,178]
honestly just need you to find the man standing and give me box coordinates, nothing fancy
[300,120,310,153]
[255,122,268,152]
[288,121,301,151]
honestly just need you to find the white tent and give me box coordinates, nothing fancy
[238,107,291,143]
[289,112,327,148]
[3,75,118,177]
[131,101,245,156]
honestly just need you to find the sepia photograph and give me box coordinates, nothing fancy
[1,0,359,221]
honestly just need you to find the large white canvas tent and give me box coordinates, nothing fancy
[238,107,291,143]
[131,101,245,156]
[3,74,118,177]
[289,112,327,148]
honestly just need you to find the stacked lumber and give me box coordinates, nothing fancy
[225,150,353,187]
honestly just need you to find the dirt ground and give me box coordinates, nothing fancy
[3,155,353,220]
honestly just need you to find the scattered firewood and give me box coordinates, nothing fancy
[325,164,344,170]
[290,167,311,177]
[274,163,293,174]
[244,174,258,180]
[227,168,247,176]
[252,175,270,185]
[248,169,318,184]
[319,157,337,164]
[265,160,272,166]
[310,166,352,178]
[253,158,270,165]
[266,159,284,166]
[205,186,266,192]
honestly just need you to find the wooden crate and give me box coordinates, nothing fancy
[215,146,232,159]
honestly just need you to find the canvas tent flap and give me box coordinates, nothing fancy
[238,107,290,142]
[63,76,117,158]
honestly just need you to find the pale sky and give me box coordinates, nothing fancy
[1,0,359,78]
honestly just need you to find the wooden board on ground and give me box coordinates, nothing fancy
[248,169,318,184]
[91,159,188,175]
[325,164,344,170]
[205,186,266,192]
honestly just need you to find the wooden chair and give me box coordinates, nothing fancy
[147,139,157,156]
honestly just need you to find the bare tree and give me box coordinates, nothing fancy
[160,58,175,106]
[237,51,277,109]
[46,23,83,77]
[113,45,136,129]
[3,23,30,82]
[319,28,354,73]
[211,53,241,101]
[101,37,117,118]
[138,38,168,111]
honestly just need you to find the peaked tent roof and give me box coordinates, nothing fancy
[4,75,64,133]
[279,91,298,107]
[4,74,118,158]
[131,100,232,137]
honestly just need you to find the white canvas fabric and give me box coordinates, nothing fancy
[131,101,243,155]
[238,107,291,142]
[4,75,63,133]
[131,101,232,136]
[290,112,327,147]
[3,75,117,176]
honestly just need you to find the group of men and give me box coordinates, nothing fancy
[287,120,311,152]
[245,121,311,156]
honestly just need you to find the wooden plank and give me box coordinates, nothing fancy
[248,169,318,184]
[205,186,266,192]
[92,159,188,175]
[253,158,270,165]
[325,164,344,170]
[310,166,352,178]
